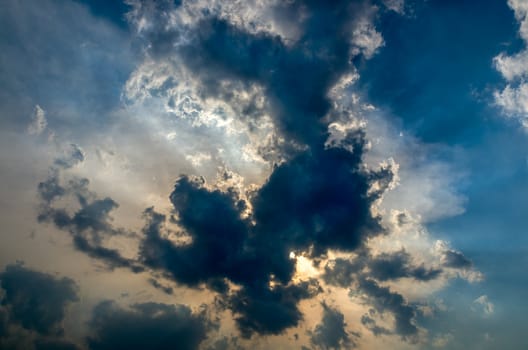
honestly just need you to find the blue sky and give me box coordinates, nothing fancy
[0,1,527,349]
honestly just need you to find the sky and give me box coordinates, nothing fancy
[0,0,527,349]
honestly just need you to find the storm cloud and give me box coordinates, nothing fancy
[310,303,356,349]
[11,0,504,348]
[0,264,80,349]
[86,301,211,350]
[139,132,389,336]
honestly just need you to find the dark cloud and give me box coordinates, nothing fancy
[0,264,78,336]
[139,132,385,336]
[251,134,388,277]
[124,0,394,338]
[369,250,442,282]
[0,307,7,338]
[38,169,66,204]
[141,200,322,336]
[357,278,418,339]
[323,249,442,289]
[54,144,85,170]
[323,257,364,288]
[0,264,80,350]
[37,171,143,272]
[442,250,472,269]
[34,0,403,341]
[86,301,210,350]
[147,278,173,295]
[310,303,355,350]
[322,257,424,339]
[136,0,379,149]
[360,312,391,336]
[228,279,321,338]
[140,179,251,288]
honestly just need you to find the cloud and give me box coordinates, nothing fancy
[147,278,173,295]
[54,144,85,170]
[357,278,418,339]
[368,250,442,282]
[441,250,473,269]
[321,245,447,341]
[27,105,48,136]
[25,1,480,348]
[493,0,528,127]
[123,4,401,331]
[0,264,78,335]
[126,0,385,150]
[310,303,355,350]
[431,333,454,348]
[139,132,389,336]
[382,0,405,14]
[37,158,143,272]
[323,257,365,288]
[0,264,80,349]
[86,301,211,350]
[472,295,494,317]
[360,313,391,337]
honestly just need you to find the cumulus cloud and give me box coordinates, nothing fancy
[86,301,211,350]
[0,264,79,349]
[357,278,418,340]
[368,250,442,282]
[493,0,528,127]
[37,151,143,272]
[310,303,356,349]
[0,264,78,335]
[441,249,473,269]
[472,295,494,317]
[27,1,480,348]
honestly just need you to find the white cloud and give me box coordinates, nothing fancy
[494,83,528,125]
[508,0,528,41]
[472,295,495,316]
[493,0,528,127]
[494,51,528,81]
[27,105,47,135]
[431,333,454,348]
[350,10,385,59]
[383,0,405,14]
[126,0,304,44]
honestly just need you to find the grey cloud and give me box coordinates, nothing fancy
[0,264,80,350]
[357,278,418,339]
[360,313,391,337]
[54,144,85,170]
[323,249,442,288]
[147,278,174,295]
[37,170,142,272]
[310,303,356,350]
[442,250,473,269]
[28,0,435,344]
[27,105,48,136]
[322,257,366,288]
[139,133,385,337]
[0,264,78,336]
[86,301,211,350]
[369,250,442,282]
[129,0,382,150]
